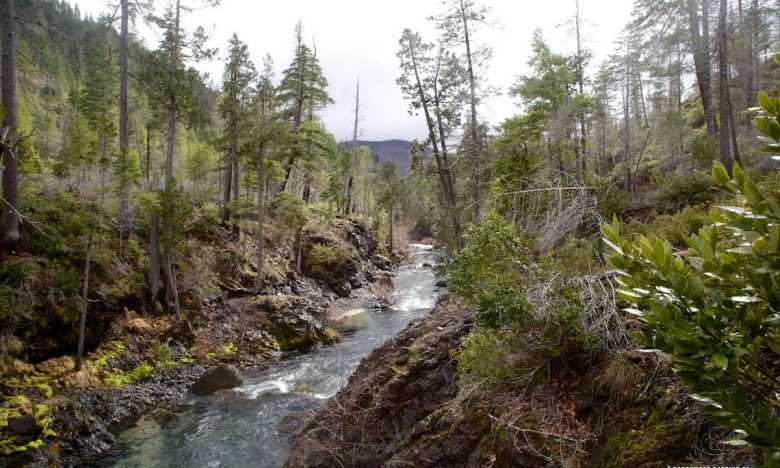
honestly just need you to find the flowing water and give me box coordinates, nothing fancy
[99,244,442,468]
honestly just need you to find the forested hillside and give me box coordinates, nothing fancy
[0,0,403,463]
[1,0,780,466]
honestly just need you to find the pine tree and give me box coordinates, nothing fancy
[253,54,279,293]
[397,29,462,244]
[147,0,218,317]
[219,33,256,239]
[276,22,332,195]
[431,0,492,223]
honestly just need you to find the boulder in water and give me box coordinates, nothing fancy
[191,365,243,395]
[267,308,337,351]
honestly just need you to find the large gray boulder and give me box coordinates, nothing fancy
[191,365,243,395]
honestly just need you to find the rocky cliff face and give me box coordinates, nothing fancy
[285,294,485,467]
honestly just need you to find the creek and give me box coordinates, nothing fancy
[99,244,442,468]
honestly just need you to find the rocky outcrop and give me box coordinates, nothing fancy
[285,294,478,467]
[236,294,337,352]
[302,218,393,298]
[190,365,243,395]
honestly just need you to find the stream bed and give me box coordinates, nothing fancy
[98,244,442,468]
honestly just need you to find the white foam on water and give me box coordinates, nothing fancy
[409,243,434,251]
[239,379,294,398]
[396,284,436,312]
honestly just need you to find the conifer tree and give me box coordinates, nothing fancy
[276,22,332,195]
[219,33,256,239]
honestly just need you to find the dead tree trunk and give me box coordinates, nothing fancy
[345,78,359,215]
[75,234,93,372]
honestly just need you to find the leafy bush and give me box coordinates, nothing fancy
[594,178,630,218]
[189,202,222,237]
[654,171,715,213]
[537,236,598,278]
[448,213,530,328]
[455,329,521,386]
[149,340,174,366]
[0,258,39,288]
[602,162,780,461]
[648,206,711,247]
[0,285,19,322]
[272,192,307,230]
[302,243,355,279]
[688,132,718,167]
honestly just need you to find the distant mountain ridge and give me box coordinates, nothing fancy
[353,140,414,176]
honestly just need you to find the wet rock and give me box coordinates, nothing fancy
[266,307,335,351]
[422,262,433,268]
[191,365,206,377]
[286,295,477,467]
[191,365,243,395]
[435,279,448,288]
[8,416,38,437]
[371,254,392,270]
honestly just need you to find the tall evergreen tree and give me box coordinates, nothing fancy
[219,33,256,239]
[276,22,332,194]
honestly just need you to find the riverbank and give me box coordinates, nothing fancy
[0,217,398,467]
[89,243,443,467]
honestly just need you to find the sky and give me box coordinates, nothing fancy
[73,0,633,142]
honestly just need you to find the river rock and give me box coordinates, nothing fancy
[435,279,448,288]
[371,254,392,270]
[191,365,243,396]
[266,308,335,351]
[8,415,38,436]
[191,365,206,377]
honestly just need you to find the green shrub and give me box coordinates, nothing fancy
[49,260,81,296]
[455,329,521,386]
[654,171,715,213]
[272,192,307,230]
[189,202,222,237]
[448,213,530,328]
[150,340,174,365]
[688,132,719,167]
[648,206,711,247]
[538,236,598,278]
[0,285,19,321]
[594,178,630,218]
[0,258,39,287]
[602,162,780,462]
[303,244,355,278]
